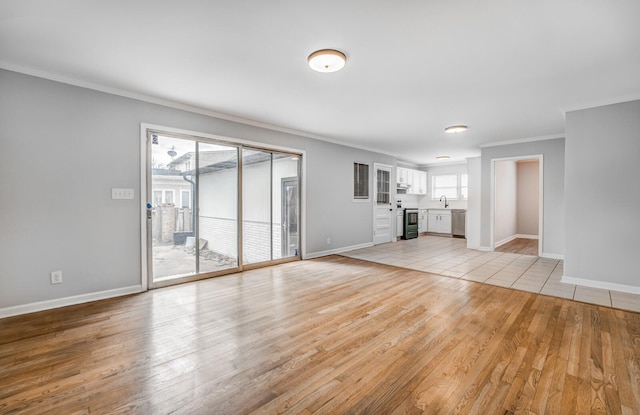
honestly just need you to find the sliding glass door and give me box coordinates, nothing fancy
[147,131,300,287]
[242,150,300,266]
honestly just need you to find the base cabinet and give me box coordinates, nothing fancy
[396,212,404,238]
[418,209,427,233]
[427,210,452,234]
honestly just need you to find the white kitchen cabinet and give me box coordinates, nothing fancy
[396,211,404,238]
[397,167,427,195]
[417,171,427,194]
[397,167,408,185]
[418,209,427,233]
[427,210,452,234]
[408,170,416,193]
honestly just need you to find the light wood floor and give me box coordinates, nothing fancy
[496,238,539,256]
[1,256,639,414]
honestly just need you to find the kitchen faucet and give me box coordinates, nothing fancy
[439,195,449,208]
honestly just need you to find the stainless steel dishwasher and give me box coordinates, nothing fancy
[451,209,466,238]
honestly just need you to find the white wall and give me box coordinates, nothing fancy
[516,160,539,236]
[466,157,481,249]
[494,161,517,246]
[564,100,640,290]
[480,138,565,257]
[0,69,396,312]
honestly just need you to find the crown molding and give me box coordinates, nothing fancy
[561,95,640,114]
[480,133,564,149]
[0,62,400,159]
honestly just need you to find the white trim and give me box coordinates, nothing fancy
[396,160,421,169]
[494,234,518,248]
[140,127,148,291]
[304,242,375,259]
[140,123,308,275]
[352,161,371,202]
[0,63,398,160]
[561,96,640,114]
[0,285,142,319]
[541,252,564,260]
[490,154,544,256]
[517,234,539,240]
[373,163,394,245]
[142,123,305,156]
[478,246,493,252]
[481,134,564,149]
[301,155,307,260]
[561,275,640,295]
[420,160,469,168]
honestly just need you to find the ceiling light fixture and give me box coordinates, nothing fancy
[444,125,468,134]
[307,49,346,73]
[436,155,450,160]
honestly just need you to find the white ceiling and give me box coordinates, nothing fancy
[2,0,639,165]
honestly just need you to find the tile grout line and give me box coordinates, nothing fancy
[539,260,561,294]
[341,238,638,312]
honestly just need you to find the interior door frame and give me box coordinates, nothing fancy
[140,123,306,291]
[281,176,299,258]
[490,154,544,256]
[372,162,394,245]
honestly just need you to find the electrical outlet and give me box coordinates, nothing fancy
[326,237,331,245]
[50,271,63,285]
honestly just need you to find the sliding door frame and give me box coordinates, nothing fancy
[140,123,305,290]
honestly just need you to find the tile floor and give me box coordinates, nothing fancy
[341,236,640,313]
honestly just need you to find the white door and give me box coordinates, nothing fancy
[373,163,393,245]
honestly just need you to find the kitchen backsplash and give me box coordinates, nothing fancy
[398,193,468,209]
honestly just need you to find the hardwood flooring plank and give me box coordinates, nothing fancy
[1,255,640,415]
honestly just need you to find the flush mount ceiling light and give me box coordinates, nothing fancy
[307,49,346,73]
[436,155,450,160]
[444,125,468,134]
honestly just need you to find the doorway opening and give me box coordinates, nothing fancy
[491,155,543,256]
[372,163,393,245]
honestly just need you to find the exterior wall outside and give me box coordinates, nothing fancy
[196,154,298,264]
[152,175,191,207]
[199,216,237,259]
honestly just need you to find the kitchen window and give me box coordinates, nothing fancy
[353,162,369,200]
[432,173,468,200]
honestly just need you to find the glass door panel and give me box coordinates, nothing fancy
[198,142,239,273]
[242,149,272,265]
[150,135,196,281]
[273,153,300,259]
[148,131,301,287]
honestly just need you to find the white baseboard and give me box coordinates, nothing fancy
[495,234,540,249]
[541,252,564,260]
[561,275,640,295]
[304,242,375,259]
[0,285,143,319]
[494,235,517,248]
[478,246,493,252]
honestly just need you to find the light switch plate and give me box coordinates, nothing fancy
[112,188,134,200]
